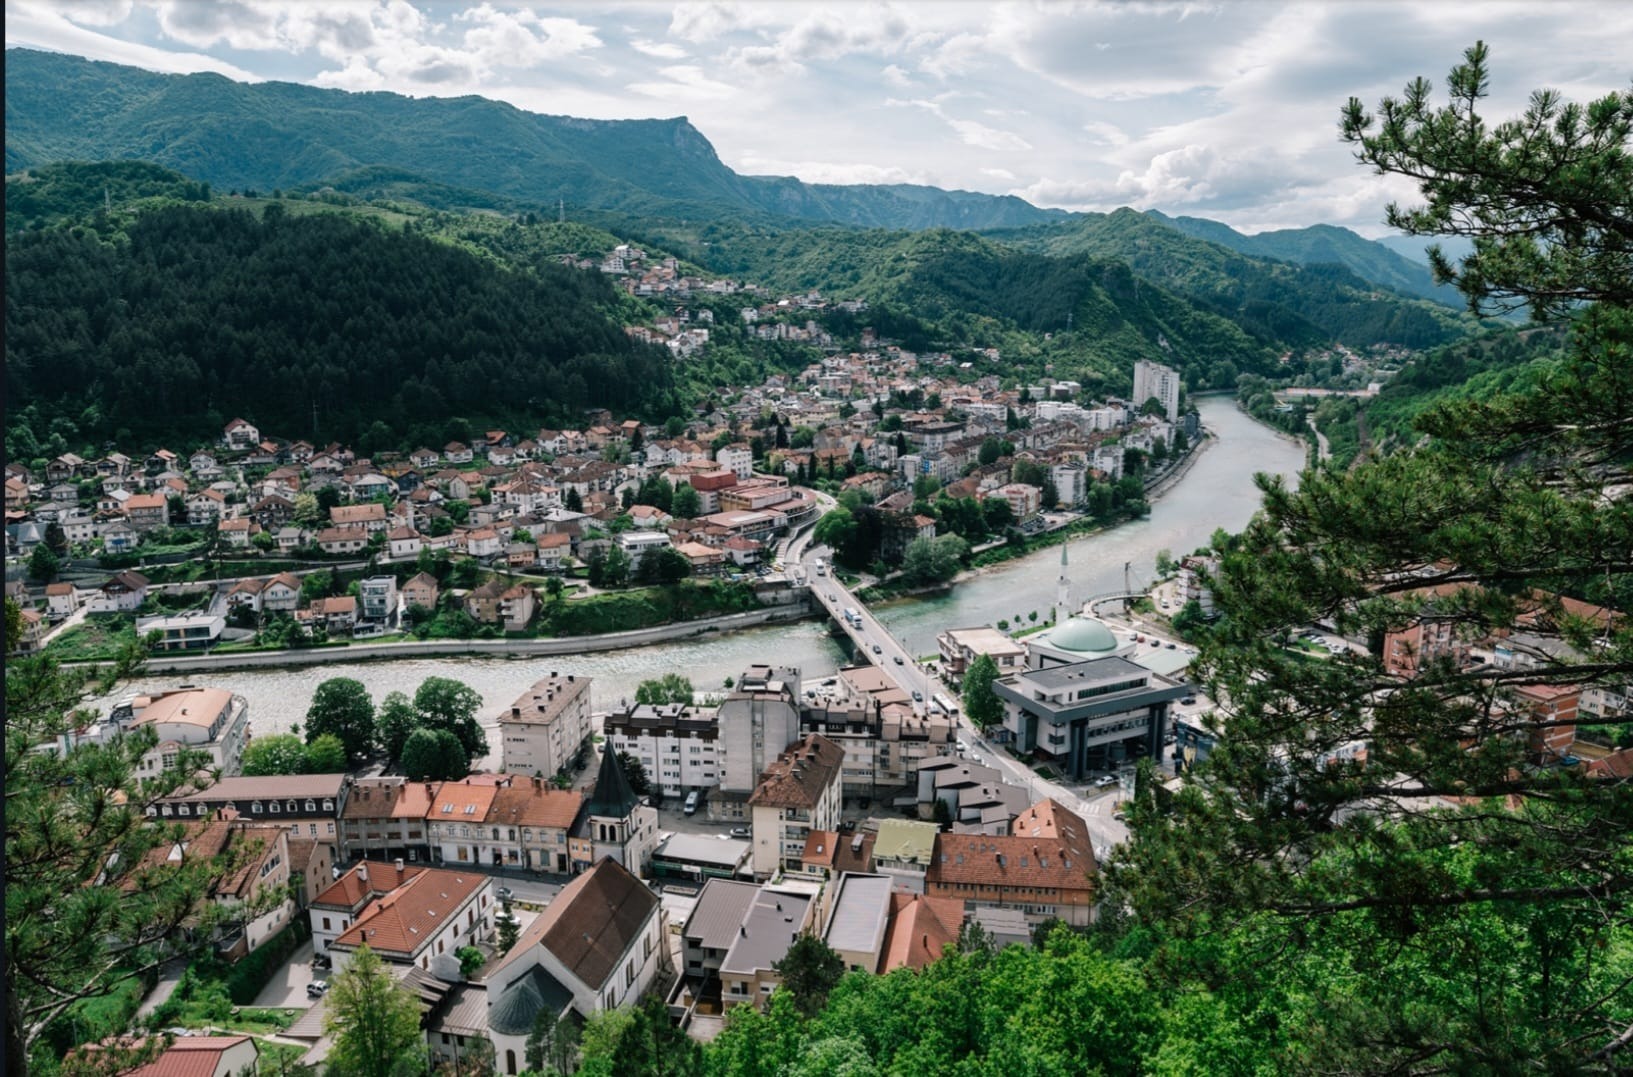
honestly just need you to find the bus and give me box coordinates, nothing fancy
[932,692,959,717]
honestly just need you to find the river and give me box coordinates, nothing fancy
[105,398,1303,754]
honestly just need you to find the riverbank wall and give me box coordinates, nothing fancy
[121,601,816,673]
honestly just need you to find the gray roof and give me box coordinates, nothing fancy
[1015,655,1150,691]
[585,744,638,819]
[822,874,892,958]
[431,983,489,1036]
[654,832,750,870]
[682,879,761,950]
[489,965,573,1035]
[719,888,811,978]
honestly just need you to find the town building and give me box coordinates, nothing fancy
[486,778,583,874]
[498,673,594,780]
[748,734,845,876]
[152,774,350,838]
[125,687,250,777]
[937,626,1027,685]
[325,864,495,975]
[603,701,721,798]
[925,799,1097,927]
[992,657,1187,778]
[339,778,435,863]
[485,858,664,1075]
[717,880,820,1011]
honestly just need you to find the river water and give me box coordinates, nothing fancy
[109,398,1303,751]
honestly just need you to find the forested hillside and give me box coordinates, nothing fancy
[3,49,1062,232]
[993,207,1472,349]
[4,204,674,452]
[1148,209,1462,306]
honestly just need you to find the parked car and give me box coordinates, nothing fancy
[307,982,329,999]
[1096,775,1118,787]
[911,690,923,701]
[729,826,750,838]
[1166,642,1177,649]
[838,820,857,833]
[871,644,882,655]
[496,886,514,902]
[683,790,700,816]
[1181,696,1197,705]
[311,953,331,970]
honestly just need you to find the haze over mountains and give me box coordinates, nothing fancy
[6,47,1450,307]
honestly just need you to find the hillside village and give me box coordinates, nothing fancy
[5,321,1196,655]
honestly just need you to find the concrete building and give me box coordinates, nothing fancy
[680,878,761,985]
[718,882,819,1011]
[748,734,845,877]
[498,673,594,780]
[152,773,349,837]
[937,626,1027,686]
[715,665,804,812]
[325,864,495,975]
[819,872,894,974]
[603,701,721,798]
[358,575,399,623]
[994,657,1186,778]
[134,612,225,652]
[126,688,250,777]
[926,799,1097,927]
[1132,358,1181,423]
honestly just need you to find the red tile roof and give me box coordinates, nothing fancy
[330,868,489,958]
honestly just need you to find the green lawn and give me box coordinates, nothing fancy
[43,614,137,661]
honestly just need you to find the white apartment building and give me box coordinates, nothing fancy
[1132,359,1181,423]
[603,702,721,797]
[498,673,594,780]
[748,734,845,877]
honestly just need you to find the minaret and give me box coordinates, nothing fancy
[1055,544,1072,625]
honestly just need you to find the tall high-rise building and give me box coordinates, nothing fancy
[1132,359,1181,423]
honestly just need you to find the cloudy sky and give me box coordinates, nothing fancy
[6,1,1629,234]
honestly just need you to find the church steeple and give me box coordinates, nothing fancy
[586,743,638,819]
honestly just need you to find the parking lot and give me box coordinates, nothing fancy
[253,938,322,1009]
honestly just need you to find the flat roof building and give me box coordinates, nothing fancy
[992,656,1187,779]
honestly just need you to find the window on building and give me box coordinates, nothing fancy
[323,917,332,930]
[270,802,280,813]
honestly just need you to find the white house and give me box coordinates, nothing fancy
[484,858,664,1076]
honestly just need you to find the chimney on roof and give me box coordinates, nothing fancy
[395,858,405,875]
[358,863,369,886]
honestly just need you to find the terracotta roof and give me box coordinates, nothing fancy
[343,778,436,821]
[430,780,499,822]
[330,867,489,957]
[880,892,964,972]
[488,781,584,830]
[123,1035,255,1077]
[748,735,844,810]
[929,799,1096,892]
[313,860,427,910]
[490,858,657,991]
[135,688,234,729]
[801,829,875,875]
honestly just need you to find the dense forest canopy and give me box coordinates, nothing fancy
[4,204,675,451]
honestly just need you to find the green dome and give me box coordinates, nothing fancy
[1044,617,1119,654]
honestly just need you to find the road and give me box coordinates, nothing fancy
[800,542,936,714]
[799,539,1137,857]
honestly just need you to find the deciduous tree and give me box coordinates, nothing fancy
[322,944,426,1077]
[961,654,1003,731]
[303,677,375,762]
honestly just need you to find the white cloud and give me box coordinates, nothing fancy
[456,5,601,67]
[981,167,1016,181]
[6,0,264,80]
[631,38,686,59]
[882,63,911,87]
[52,0,133,27]
[735,154,935,186]
[946,117,1031,152]
[629,63,737,101]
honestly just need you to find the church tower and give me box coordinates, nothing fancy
[581,744,657,874]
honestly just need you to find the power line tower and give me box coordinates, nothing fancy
[558,198,565,223]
